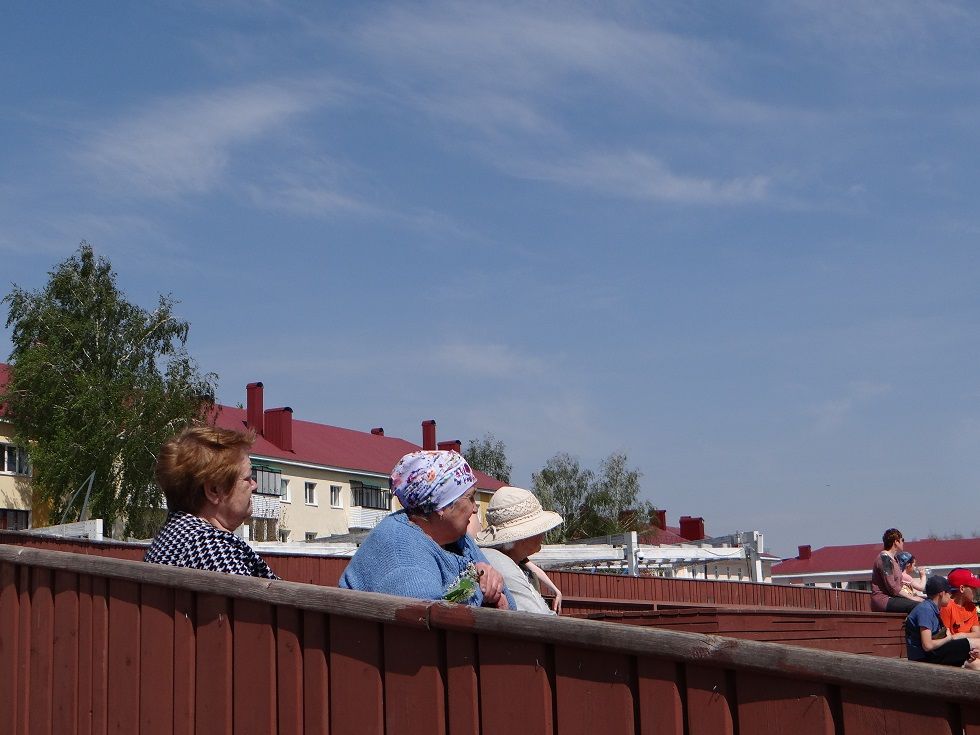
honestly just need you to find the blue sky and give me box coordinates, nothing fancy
[3,1,980,555]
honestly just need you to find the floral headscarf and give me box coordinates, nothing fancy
[391,450,476,514]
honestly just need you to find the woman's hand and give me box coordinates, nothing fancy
[474,562,507,608]
[550,591,562,615]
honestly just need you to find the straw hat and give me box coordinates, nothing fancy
[476,486,562,547]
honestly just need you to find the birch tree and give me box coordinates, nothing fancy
[1,243,216,537]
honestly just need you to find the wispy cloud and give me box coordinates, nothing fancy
[431,342,548,379]
[511,150,771,205]
[77,80,333,197]
[769,0,975,52]
[809,381,892,432]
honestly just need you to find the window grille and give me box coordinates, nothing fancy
[350,481,391,510]
[250,464,282,496]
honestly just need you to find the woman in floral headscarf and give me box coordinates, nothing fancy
[340,450,514,609]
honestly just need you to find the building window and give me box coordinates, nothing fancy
[831,582,843,589]
[330,485,342,509]
[351,481,391,510]
[305,532,316,542]
[280,478,291,502]
[304,482,316,505]
[278,529,290,542]
[1,443,30,476]
[0,509,30,530]
[251,464,282,496]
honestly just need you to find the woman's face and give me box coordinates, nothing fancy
[423,487,477,545]
[213,453,255,531]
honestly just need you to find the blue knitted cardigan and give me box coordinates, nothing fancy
[340,510,515,608]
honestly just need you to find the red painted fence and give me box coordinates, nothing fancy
[1,544,979,735]
[0,531,871,610]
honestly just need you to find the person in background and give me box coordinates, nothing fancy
[905,575,979,668]
[145,426,278,579]
[870,528,917,613]
[940,568,980,640]
[477,486,563,615]
[340,451,513,609]
[896,551,926,601]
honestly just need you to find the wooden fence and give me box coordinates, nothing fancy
[1,544,978,735]
[547,570,871,611]
[0,531,871,611]
[563,603,906,657]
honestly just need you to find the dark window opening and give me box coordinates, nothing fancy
[351,481,392,510]
[251,464,283,496]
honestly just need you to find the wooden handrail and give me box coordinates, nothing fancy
[2,544,977,705]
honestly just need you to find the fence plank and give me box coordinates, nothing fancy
[0,562,19,728]
[52,571,80,735]
[841,688,956,734]
[445,631,480,735]
[196,594,233,735]
[685,665,734,735]
[90,576,109,735]
[636,659,684,735]
[478,634,554,735]
[275,605,304,735]
[554,647,635,735]
[303,611,329,735]
[76,575,93,735]
[962,704,980,735]
[107,579,140,734]
[29,566,54,735]
[233,599,278,735]
[330,616,384,735]
[16,565,31,735]
[140,584,175,735]
[383,625,446,735]
[173,590,195,735]
[734,672,835,735]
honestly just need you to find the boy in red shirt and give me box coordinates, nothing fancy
[941,567,980,639]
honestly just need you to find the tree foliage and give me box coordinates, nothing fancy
[464,433,512,484]
[1,244,216,537]
[532,451,651,542]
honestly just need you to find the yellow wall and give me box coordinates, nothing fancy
[0,420,32,512]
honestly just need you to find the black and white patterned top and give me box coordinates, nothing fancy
[144,511,278,579]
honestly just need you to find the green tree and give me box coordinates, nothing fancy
[1,244,216,537]
[532,451,650,542]
[464,432,512,484]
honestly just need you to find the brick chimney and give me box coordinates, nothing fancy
[679,516,705,541]
[422,420,437,450]
[246,382,264,435]
[371,427,384,436]
[438,439,461,454]
[264,407,293,451]
[650,509,666,529]
[798,545,812,560]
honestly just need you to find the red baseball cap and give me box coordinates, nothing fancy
[947,568,980,589]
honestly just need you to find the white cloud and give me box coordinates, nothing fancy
[77,81,331,197]
[809,381,892,432]
[770,0,975,51]
[512,150,770,205]
[431,342,547,379]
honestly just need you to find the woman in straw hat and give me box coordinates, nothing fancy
[476,486,564,615]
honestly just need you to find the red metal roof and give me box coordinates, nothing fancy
[772,537,980,575]
[212,404,505,491]
[637,526,692,545]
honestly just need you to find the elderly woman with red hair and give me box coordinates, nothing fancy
[144,426,277,578]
